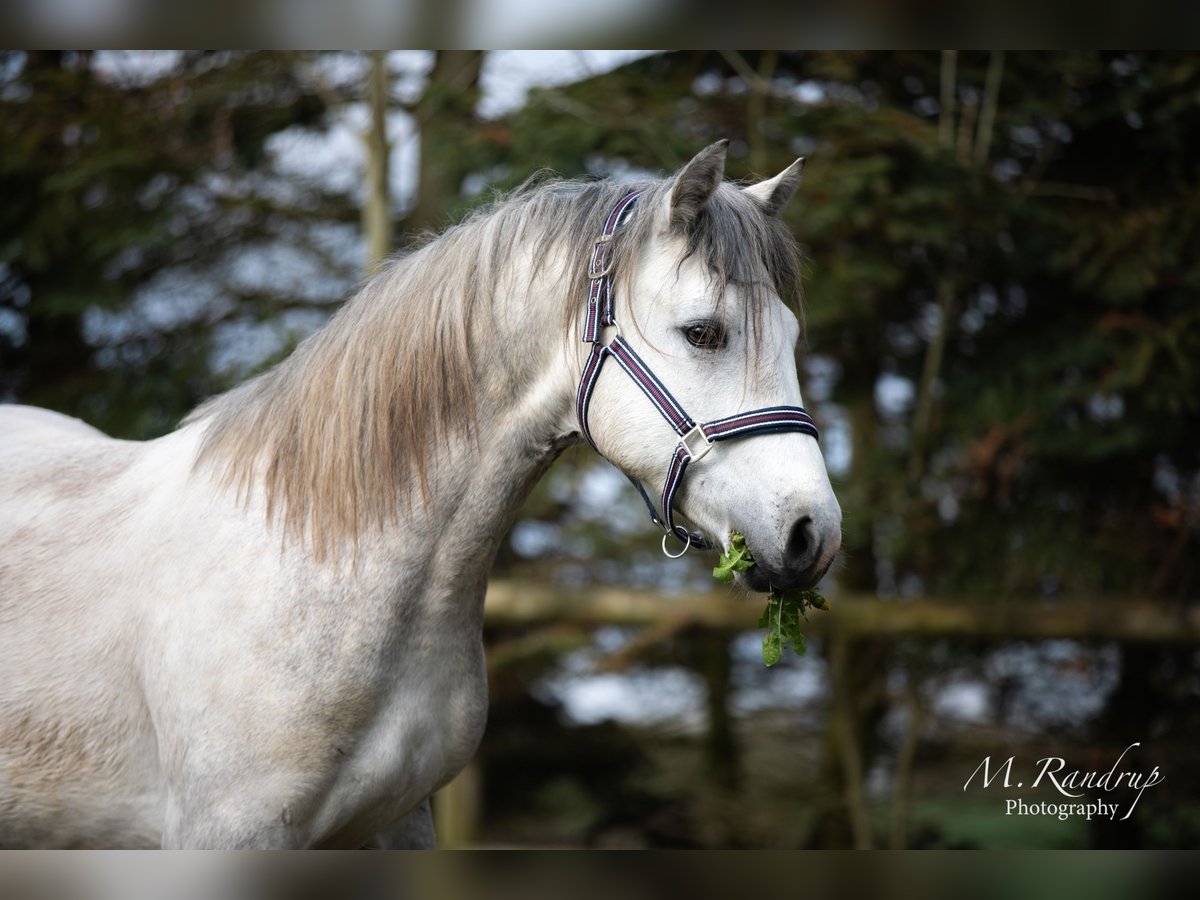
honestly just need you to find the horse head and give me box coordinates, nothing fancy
[579,141,842,591]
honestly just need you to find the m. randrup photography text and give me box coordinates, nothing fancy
[963,743,1165,822]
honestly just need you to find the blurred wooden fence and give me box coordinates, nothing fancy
[435,579,1200,846]
[482,579,1200,644]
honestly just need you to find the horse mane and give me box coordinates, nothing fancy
[187,172,803,558]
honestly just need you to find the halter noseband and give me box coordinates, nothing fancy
[575,190,820,556]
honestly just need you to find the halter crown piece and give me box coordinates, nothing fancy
[575,190,821,557]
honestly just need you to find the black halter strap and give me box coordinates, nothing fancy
[575,190,820,555]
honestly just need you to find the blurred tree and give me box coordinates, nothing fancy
[406,51,488,232]
[0,51,511,439]
[0,50,343,437]
[362,50,392,273]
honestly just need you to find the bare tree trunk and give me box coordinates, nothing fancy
[434,759,482,847]
[939,50,957,149]
[830,635,873,849]
[362,51,392,274]
[956,90,978,164]
[720,50,777,175]
[974,51,1005,167]
[408,51,484,234]
[907,277,954,481]
[888,676,926,849]
[1088,644,1158,848]
[703,632,738,792]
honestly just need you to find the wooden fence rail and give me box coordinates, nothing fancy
[483,580,1200,644]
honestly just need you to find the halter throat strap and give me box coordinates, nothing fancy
[575,190,820,554]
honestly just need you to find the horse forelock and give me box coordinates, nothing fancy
[187,171,804,559]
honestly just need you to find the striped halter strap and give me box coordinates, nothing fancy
[575,189,820,557]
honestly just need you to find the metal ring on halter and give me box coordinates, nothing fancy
[597,318,622,344]
[662,530,691,559]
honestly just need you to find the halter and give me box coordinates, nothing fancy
[575,190,820,556]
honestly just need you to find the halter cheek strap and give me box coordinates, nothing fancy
[575,190,820,556]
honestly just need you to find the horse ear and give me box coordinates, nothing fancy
[743,157,805,216]
[669,139,729,231]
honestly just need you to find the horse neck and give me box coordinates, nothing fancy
[187,223,586,593]
[363,248,581,598]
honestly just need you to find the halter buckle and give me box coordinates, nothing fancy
[588,234,613,280]
[680,424,713,462]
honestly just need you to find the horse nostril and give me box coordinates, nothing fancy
[785,515,818,573]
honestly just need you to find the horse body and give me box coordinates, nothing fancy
[1,259,568,848]
[0,143,841,847]
[0,372,557,848]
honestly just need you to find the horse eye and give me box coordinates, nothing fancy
[684,323,726,350]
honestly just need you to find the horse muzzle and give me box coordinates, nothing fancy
[741,515,841,592]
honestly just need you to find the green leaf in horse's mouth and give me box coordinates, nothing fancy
[715,531,829,667]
